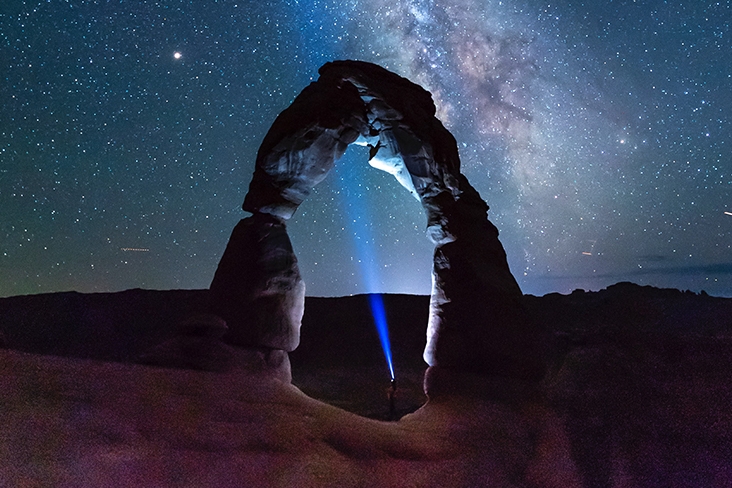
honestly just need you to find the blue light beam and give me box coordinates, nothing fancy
[332,147,397,381]
[368,293,395,380]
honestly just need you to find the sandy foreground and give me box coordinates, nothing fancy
[1,349,582,487]
[3,284,732,487]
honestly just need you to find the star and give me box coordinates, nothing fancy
[173,51,182,60]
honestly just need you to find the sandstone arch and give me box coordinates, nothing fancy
[210,61,545,389]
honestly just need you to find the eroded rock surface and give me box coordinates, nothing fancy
[210,213,304,352]
[214,60,545,385]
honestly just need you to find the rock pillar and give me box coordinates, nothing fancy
[422,179,546,384]
[209,213,305,351]
[210,68,365,352]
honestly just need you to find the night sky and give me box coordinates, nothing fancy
[2,0,731,298]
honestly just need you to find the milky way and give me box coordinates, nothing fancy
[1,0,730,298]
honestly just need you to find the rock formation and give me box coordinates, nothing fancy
[210,60,545,390]
[210,213,304,352]
[137,313,292,381]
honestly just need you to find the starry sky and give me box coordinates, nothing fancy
[1,0,731,298]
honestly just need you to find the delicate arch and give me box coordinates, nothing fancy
[210,61,545,387]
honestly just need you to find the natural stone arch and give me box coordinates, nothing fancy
[210,61,545,390]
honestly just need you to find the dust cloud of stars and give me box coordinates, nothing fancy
[1,0,731,298]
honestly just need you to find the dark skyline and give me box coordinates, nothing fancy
[1,0,730,298]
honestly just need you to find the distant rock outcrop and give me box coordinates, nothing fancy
[212,60,545,387]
